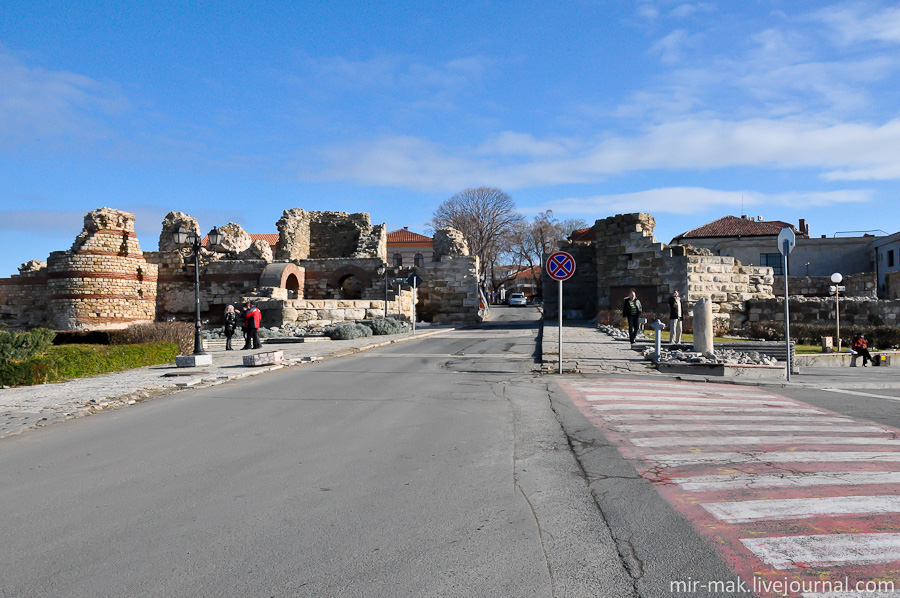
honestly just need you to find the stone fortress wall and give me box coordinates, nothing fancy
[545,211,895,330]
[0,207,483,331]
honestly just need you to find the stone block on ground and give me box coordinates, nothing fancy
[176,354,213,367]
[243,351,284,367]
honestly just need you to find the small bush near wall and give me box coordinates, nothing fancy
[109,322,194,355]
[0,328,56,363]
[0,342,178,387]
[327,323,373,340]
[363,318,410,335]
[737,321,900,349]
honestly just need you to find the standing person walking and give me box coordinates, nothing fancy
[223,304,237,350]
[239,302,251,350]
[622,289,643,345]
[668,289,683,345]
[245,301,262,350]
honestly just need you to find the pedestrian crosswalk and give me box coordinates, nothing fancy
[559,378,900,597]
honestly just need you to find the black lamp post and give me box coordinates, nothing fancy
[174,225,222,355]
[376,263,390,319]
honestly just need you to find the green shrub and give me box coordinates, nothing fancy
[0,342,178,387]
[363,318,410,335]
[327,323,373,340]
[109,322,194,355]
[0,328,56,363]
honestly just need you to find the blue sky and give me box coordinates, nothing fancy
[2,0,900,276]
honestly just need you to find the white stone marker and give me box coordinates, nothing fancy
[692,297,714,356]
[242,351,284,367]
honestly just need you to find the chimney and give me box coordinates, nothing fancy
[799,218,809,236]
[403,226,408,230]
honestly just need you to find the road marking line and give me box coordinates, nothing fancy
[741,533,900,569]
[703,495,900,523]
[822,388,900,402]
[592,404,822,414]
[646,451,900,467]
[632,435,900,448]
[572,383,776,397]
[586,395,794,405]
[604,414,853,422]
[614,424,883,433]
[674,471,900,492]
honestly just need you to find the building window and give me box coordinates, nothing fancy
[393,253,403,267]
[414,253,424,267]
[760,253,785,276]
[889,249,896,268]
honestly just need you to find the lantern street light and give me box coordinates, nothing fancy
[174,225,222,355]
[831,272,843,352]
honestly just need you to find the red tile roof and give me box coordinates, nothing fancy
[201,233,279,249]
[386,229,432,243]
[673,216,802,240]
[570,226,597,243]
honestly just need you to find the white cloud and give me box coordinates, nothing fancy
[814,3,900,45]
[0,47,129,148]
[648,29,699,64]
[535,187,871,218]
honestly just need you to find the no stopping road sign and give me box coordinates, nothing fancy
[546,251,576,281]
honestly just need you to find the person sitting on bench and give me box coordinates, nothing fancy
[851,333,873,367]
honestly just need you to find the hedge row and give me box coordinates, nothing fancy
[0,342,178,387]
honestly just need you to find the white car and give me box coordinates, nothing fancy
[508,292,527,306]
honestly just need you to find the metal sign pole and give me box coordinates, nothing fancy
[412,279,417,335]
[783,241,791,382]
[558,278,563,374]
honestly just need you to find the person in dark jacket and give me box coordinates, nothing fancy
[668,290,683,345]
[224,304,237,350]
[622,290,643,344]
[239,302,251,350]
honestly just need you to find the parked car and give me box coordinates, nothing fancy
[508,292,527,306]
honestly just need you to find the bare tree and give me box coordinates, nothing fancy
[506,210,588,295]
[430,187,525,279]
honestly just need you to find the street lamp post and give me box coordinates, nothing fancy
[376,263,390,319]
[174,225,222,355]
[832,272,843,352]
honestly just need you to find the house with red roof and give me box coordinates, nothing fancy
[670,215,876,278]
[386,228,432,268]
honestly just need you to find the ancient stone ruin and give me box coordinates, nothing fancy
[0,207,484,331]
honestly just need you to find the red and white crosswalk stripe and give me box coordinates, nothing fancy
[559,378,900,598]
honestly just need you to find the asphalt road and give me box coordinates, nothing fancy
[0,307,632,598]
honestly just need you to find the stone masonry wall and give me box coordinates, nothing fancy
[746,296,900,327]
[0,267,50,329]
[772,273,877,298]
[418,255,483,325]
[255,293,415,329]
[45,209,158,330]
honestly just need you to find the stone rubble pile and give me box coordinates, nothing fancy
[643,346,780,366]
[598,324,630,340]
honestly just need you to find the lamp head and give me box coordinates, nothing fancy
[207,226,222,247]
[831,272,843,283]
[173,226,189,245]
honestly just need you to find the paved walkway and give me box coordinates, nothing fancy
[542,321,900,390]
[0,328,453,440]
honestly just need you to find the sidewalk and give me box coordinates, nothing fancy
[0,327,453,440]
[541,320,900,390]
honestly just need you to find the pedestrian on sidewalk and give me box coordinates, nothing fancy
[668,289,683,345]
[622,289,643,344]
[851,333,873,367]
[224,304,237,350]
[245,301,262,350]
[240,302,251,350]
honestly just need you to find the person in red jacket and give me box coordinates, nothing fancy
[242,302,262,350]
[851,333,872,367]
